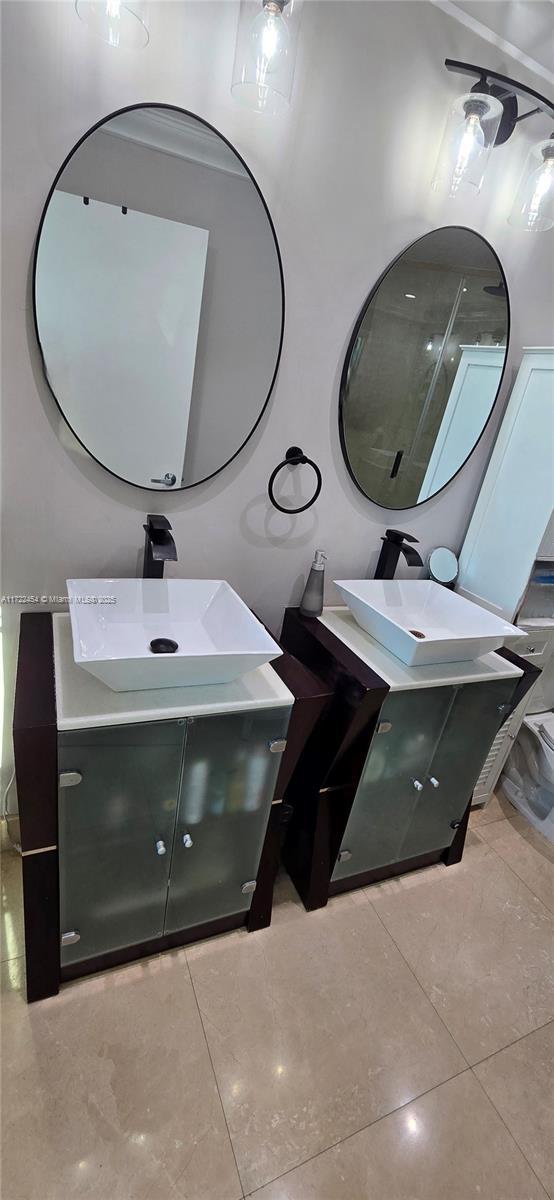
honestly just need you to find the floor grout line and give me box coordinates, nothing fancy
[183,951,246,1200]
[470,1066,551,1198]
[469,815,510,831]
[365,852,554,1072]
[469,1016,554,1070]
[473,835,554,918]
[365,891,471,1068]
[243,1064,472,1197]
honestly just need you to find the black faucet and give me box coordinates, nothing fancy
[374,529,423,580]
[143,514,178,579]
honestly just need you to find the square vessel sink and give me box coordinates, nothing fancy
[334,579,524,667]
[66,579,282,692]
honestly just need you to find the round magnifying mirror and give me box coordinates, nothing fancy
[33,105,284,490]
[428,547,459,586]
[340,227,509,509]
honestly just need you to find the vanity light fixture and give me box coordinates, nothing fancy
[231,0,302,114]
[74,0,149,49]
[433,60,554,227]
[432,88,503,197]
[509,135,554,232]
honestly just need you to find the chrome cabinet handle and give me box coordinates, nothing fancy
[182,833,193,848]
[155,839,167,855]
[429,777,440,789]
[61,930,80,946]
[412,779,424,791]
[59,771,82,788]
[150,473,177,487]
[268,739,287,754]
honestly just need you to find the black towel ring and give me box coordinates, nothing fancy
[268,446,322,514]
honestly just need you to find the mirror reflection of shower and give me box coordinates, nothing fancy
[340,227,508,509]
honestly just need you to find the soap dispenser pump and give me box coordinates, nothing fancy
[300,549,327,618]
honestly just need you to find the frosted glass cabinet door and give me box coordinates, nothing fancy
[58,721,185,965]
[165,707,291,933]
[332,688,454,881]
[400,677,518,861]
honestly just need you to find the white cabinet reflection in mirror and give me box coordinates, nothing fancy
[418,345,504,501]
[36,191,208,489]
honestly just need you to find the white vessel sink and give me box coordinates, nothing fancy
[66,579,282,692]
[334,579,524,667]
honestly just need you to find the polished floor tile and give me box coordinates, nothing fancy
[362,828,488,903]
[1,951,241,1200]
[474,1022,554,1198]
[187,897,464,1193]
[478,814,554,914]
[470,790,515,827]
[369,842,554,1064]
[2,802,553,1200]
[1,846,24,963]
[250,1070,548,1200]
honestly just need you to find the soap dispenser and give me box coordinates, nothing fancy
[300,549,327,618]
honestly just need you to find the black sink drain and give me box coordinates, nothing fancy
[149,638,179,654]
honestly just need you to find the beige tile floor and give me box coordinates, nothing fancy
[1,793,553,1200]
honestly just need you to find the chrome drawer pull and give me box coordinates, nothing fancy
[182,833,193,848]
[155,840,167,856]
[429,777,440,789]
[412,779,424,792]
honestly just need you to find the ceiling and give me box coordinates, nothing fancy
[435,1,554,82]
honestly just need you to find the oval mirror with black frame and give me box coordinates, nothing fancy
[33,104,284,491]
[339,226,509,510]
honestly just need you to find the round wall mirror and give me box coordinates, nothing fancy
[339,227,509,509]
[33,104,284,490]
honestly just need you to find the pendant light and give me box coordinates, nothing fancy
[432,88,503,197]
[75,1,149,49]
[231,0,302,114]
[509,136,554,232]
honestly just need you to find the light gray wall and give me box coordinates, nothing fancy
[2,0,553,788]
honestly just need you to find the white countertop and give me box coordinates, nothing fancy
[53,614,294,732]
[318,607,523,692]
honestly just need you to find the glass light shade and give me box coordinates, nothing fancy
[432,92,503,197]
[231,0,302,115]
[509,137,554,232]
[75,0,149,49]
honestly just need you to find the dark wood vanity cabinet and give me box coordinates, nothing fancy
[280,608,539,910]
[13,612,330,1001]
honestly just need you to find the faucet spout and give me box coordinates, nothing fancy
[374,528,422,580]
[400,544,423,568]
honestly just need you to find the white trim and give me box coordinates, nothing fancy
[433,2,554,87]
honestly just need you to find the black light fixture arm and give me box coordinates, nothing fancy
[445,59,554,146]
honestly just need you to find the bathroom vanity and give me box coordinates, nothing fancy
[280,606,539,910]
[13,612,330,1001]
